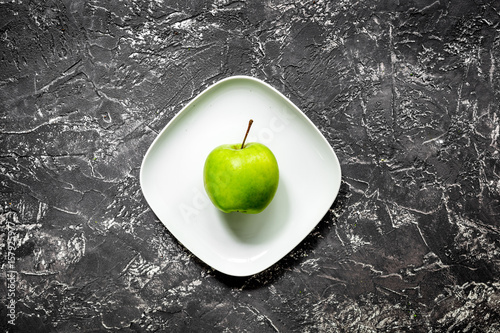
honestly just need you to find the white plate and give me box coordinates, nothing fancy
[140,76,341,276]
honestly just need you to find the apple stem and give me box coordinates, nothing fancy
[241,119,253,149]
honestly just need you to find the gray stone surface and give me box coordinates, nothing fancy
[1,0,500,332]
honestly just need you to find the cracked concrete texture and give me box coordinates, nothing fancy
[1,0,500,332]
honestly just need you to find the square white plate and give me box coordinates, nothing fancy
[140,76,341,276]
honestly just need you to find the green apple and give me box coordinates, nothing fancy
[203,120,279,214]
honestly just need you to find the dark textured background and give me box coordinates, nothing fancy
[1,0,500,332]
